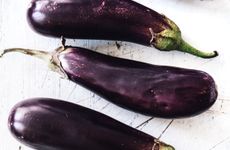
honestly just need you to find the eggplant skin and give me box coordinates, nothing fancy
[8,98,174,150]
[1,46,218,118]
[27,0,218,58]
[27,0,169,46]
[59,47,218,118]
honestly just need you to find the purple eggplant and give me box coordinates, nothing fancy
[8,98,175,150]
[27,0,218,58]
[0,43,217,118]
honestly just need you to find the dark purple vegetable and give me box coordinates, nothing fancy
[0,42,217,118]
[27,0,218,58]
[8,98,175,150]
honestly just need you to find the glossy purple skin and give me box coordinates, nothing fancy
[27,0,170,46]
[9,98,158,150]
[59,47,217,118]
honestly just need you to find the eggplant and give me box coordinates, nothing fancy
[27,0,218,58]
[8,98,175,150]
[0,43,218,118]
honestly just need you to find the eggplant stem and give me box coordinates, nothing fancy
[0,48,51,61]
[0,47,67,78]
[61,36,66,49]
[178,39,218,59]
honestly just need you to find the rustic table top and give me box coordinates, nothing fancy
[0,0,230,150]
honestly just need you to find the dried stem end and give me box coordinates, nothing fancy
[0,47,67,78]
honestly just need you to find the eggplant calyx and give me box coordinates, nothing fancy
[152,17,218,59]
[152,139,175,150]
[0,47,68,78]
[159,145,175,150]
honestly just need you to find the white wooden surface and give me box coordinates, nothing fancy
[0,0,230,150]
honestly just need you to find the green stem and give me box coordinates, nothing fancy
[178,39,218,59]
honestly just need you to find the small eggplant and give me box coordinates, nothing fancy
[0,43,217,118]
[8,98,175,150]
[27,0,218,58]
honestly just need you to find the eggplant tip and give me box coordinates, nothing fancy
[0,50,4,57]
[214,51,219,57]
[199,50,219,59]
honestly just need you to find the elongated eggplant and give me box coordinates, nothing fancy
[0,43,217,118]
[8,98,175,150]
[27,0,218,58]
